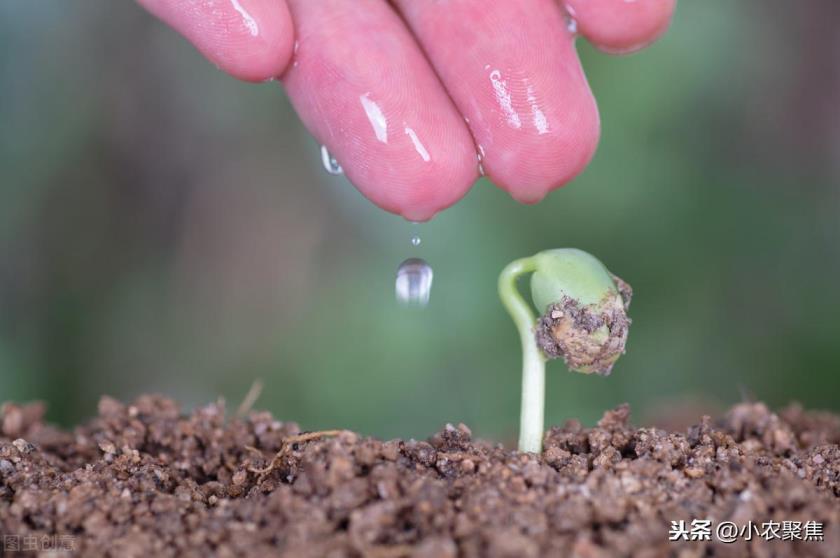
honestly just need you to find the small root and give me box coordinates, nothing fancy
[246,430,344,481]
[284,430,343,446]
[234,379,263,419]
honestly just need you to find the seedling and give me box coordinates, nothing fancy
[498,249,632,453]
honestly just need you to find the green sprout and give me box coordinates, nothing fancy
[498,249,632,453]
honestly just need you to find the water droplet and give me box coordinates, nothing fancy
[563,9,578,35]
[360,93,388,143]
[291,42,300,68]
[320,145,343,175]
[230,0,259,37]
[395,258,433,308]
[410,235,421,247]
[488,69,522,129]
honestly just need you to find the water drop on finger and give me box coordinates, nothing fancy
[563,7,579,35]
[320,145,343,175]
[477,145,486,176]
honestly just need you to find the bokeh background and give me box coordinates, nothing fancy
[1,1,838,442]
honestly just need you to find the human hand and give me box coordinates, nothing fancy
[138,0,675,221]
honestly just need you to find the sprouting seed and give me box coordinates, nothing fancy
[499,248,632,453]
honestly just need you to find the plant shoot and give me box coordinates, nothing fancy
[499,249,632,453]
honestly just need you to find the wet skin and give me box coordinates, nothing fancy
[138,0,676,221]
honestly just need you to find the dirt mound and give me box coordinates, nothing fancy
[0,396,837,557]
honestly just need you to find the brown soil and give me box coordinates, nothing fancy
[0,397,838,557]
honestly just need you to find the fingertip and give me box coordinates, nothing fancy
[487,93,601,203]
[345,133,478,223]
[283,0,478,222]
[394,157,478,222]
[564,0,676,54]
[510,190,548,205]
[395,0,603,212]
[224,15,295,82]
[139,0,295,81]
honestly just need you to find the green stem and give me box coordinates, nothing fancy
[499,257,546,453]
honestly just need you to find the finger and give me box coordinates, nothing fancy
[394,0,600,204]
[282,0,478,221]
[137,0,294,82]
[563,0,676,54]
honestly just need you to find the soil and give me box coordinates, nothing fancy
[0,397,838,557]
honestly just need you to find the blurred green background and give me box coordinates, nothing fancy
[1,1,838,443]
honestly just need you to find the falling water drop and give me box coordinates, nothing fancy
[320,145,343,175]
[395,258,433,308]
[410,235,421,247]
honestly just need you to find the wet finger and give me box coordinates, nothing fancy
[282,0,478,221]
[563,0,676,54]
[137,0,295,82]
[394,0,600,204]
